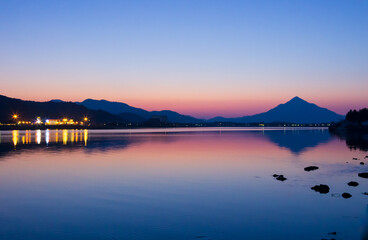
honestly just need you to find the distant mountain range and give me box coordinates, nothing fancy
[0,94,343,124]
[0,95,123,124]
[78,96,343,123]
[77,99,201,123]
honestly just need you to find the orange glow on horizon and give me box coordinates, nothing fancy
[2,90,365,118]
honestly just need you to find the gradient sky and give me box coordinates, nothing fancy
[0,0,367,118]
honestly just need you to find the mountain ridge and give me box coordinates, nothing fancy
[0,94,344,124]
[78,99,202,123]
[0,95,124,124]
[208,96,343,123]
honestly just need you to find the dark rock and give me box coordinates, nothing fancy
[273,174,279,177]
[276,175,287,181]
[328,232,337,235]
[347,181,359,187]
[304,166,319,172]
[353,158,358,160]
[363,192,368,195]
[361,162,365,165]
[342,193,352,199]
[358,172,368,178]
[311,184,330,194]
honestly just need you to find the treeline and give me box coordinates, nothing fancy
[346,108,368,122]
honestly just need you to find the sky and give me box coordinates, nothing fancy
[0,0,367,118]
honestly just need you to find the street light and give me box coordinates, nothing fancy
[12,114,18,119]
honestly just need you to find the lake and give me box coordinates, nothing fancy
[0,128,367,240]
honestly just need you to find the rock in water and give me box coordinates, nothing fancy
[342,193,352,199]
[276,175,287,181]
[311,184,330,194]
[358,173,368,178]
[360,162,365,165]
[347,181,359,187]
[304,166,319,172]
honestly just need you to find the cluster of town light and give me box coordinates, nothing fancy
[12,114,89,125]
[45,118,85,125]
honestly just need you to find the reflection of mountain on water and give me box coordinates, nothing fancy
[0,137,145,159]
[84,135,178,153]
[0,140,133,159]
[0,133,182,159]
[261,129,331,154]
[330,130,368,152]
[0,128,335,158]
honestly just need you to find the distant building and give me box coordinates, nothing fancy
[45,119,82,125]
[45,119,61,125]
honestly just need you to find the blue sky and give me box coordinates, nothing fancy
[0,0,367,118]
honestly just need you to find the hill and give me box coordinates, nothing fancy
[78,99,202,123]
[0,95,124,124]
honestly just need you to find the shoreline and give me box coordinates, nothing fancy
[329,121,368,133]
[0,124,330,131]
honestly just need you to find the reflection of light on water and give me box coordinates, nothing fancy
[84,129,88,146]
[7,129,89,147]
[63,130,68,145]
[45,129,49,145]
[36,130,41,144]
[12,130,18,147]
[71,130,75,143]
[25,130,31,144]
[55,130,59,143]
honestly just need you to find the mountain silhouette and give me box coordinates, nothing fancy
[209,96,343,123]
[79,99,149,116]
[78,99,202,123]
[79,99,149,123]
[0,95,344,124]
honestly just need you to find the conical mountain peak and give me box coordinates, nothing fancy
[286,96,309,105]
[209,96,343,123]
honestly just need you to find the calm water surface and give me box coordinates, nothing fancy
[0,128,367,240]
